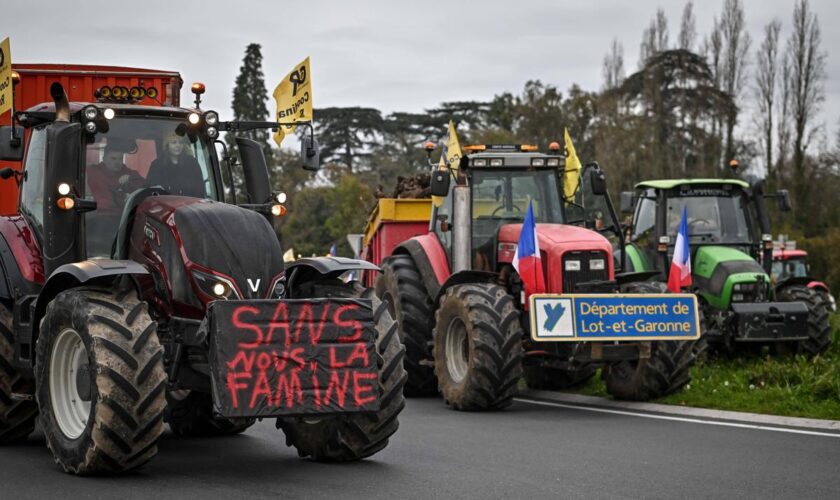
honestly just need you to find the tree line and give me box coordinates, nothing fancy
[228,0,840,292]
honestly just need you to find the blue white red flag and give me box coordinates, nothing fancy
[667,206,692,292]
[513,201,546,298]
[329,243,337,256]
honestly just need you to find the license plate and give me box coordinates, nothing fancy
[208,298,380,417]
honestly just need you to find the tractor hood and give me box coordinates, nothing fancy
[130,196,284,309]
[498,223,614,292]
[693,246,767,309]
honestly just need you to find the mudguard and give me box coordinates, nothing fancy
[285,256,381,295]
[395,235,450,298]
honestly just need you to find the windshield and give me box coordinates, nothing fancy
[665,188,757,245]
[772,258,808,280]
[84,116,218,258]
[566,165,621,247]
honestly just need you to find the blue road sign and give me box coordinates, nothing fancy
[528,294,701,342]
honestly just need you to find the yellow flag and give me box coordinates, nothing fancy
[0,38,13,116]
[273,57,313,147]
[563,128,582,201]
[432,154,448,207]
[445,120,463,172]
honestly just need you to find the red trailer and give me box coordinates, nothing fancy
[0,64,182,214]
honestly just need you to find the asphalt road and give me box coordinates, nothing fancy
[2,397,839,499]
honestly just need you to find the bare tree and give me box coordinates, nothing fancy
[701,17,724,154]
[639,8,669,68]
[720,0,752,165]
[786,0,827,181]
[776,54,792,171]
[602,39,625,90]
[678,2,697,51]
[753,19,781,183]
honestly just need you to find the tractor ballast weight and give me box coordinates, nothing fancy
[0,79,406,475]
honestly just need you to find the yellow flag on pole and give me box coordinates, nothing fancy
[432,121,463,207]
[0,37,13,116]
[563,128,582,201]
[273,57,313,147]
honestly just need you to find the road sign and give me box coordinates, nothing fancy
[529,293,701,342]
[346,233,364,257]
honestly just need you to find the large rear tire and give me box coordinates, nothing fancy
[278,282,407,461]
[375,255,437,396]
[776,285,831,357]
[35,288,167,474]
[0,305,37,443]
[166,390,255,437]
[433,284,522,411]
[603,281,697,401]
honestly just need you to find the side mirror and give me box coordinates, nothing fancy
[235,137,272,204]
[430,169,451,197]
[776,189,792,212]
[589,165,607,196]
[620,191,635,213]
[0,126,24,161]
[301,136,320,172]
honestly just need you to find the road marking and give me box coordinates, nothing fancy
[516,398,840,439]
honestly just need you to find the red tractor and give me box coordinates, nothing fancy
[362,144,698,409]
[0,78,405,474]
[772,243,836,312]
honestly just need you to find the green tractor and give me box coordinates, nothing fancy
[621,178,831,356]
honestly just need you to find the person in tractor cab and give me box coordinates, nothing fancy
[86,144,146,211]
[146,131,205,197]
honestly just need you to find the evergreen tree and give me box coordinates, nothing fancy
[228,43,273,164]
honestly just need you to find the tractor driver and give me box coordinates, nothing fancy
[146,132,205,198]
[86,144,146,211]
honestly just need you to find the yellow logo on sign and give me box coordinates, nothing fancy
[0,37,12,116]
[273,57,312,147]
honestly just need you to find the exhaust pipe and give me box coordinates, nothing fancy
[50,82,70,122]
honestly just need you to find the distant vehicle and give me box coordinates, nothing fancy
[772,244,836,312]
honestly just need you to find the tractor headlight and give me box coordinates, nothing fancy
[473,159,487,167]
[192,269,240,300]
[489,158,504,167]
[204,110,219,126]
[188,112,200,125]
[276,192,287,204]
[103,108,115,120]
[206,126,218,139]
[732,293,744,302]
[82,106,98,121]
[84,121,98,134]
[565,260,581,271]
[589,259,605,271]
[546,158,561,167]
[531,158,545,167]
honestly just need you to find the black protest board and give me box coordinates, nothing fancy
[208,298,380,418]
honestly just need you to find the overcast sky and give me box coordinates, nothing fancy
[6,0,839,144]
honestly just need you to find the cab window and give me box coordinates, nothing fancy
[19,127,47,236]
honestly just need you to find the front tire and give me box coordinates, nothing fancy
[278,282,407,461]
[36,288,167,474]
[776,285,831,356]
[375,255,437,396]
[0,305,37,443]
[433,284,523,411]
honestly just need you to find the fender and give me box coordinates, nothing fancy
[285,256,381,296]
[774,276,816,294]
[395,234,450,298]
[806,280,830,294]
[31,259,149,355]
[434,270,498,304]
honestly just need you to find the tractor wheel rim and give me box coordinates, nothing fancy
[445,318,469,383]
[50,327,92,440]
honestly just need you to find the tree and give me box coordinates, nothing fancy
[719,0,751,166]
[228,43,273,163]
[785,0,827,195]
[313,107,384,174]
[753,19,782,184]
[678,2,697,51]
[639,8,669,68]
[602,39,625,90]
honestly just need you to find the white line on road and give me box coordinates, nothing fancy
[516,397,840,438]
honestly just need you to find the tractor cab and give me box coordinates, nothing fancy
[431,144,623,290]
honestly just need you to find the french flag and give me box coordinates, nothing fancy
[667,206,692,293]
[513,201,546,298]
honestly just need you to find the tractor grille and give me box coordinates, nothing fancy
[561,250,610,293]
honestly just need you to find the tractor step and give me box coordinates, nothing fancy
[11,393,34,401]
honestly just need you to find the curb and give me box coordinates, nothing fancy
[518,389,840,433]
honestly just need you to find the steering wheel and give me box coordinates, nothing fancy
[688,218,713,230]
[492,204,523,216]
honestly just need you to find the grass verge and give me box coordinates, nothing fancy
[564,314,840,420]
